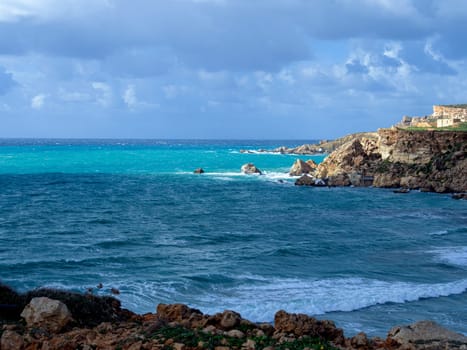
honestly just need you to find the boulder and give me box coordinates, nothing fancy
[241,163,262,175]
[452,193,467,200]
[20,297,73,333]
[1,330,24,350]
[289,159,318,176]
[387,320,467,349]
[193,168,205,174]
[220,310,241,330]
[274,310,344,345]
[156,303,205,328]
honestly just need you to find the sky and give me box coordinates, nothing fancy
[1,0,467,139]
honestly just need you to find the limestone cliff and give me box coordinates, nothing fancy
[315,128,467,193]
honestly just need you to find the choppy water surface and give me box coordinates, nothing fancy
[0,139,466,337]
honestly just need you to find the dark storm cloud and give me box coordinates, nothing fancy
[0,0,455,72]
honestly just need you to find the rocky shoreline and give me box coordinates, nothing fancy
[242,128,467,195]
[1,286,467,350]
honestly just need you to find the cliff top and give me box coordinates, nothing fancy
[438,104,467,109]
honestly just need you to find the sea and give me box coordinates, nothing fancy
[0,139,466,337]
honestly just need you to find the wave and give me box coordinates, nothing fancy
[429,230,449,236]
[103,276,467,322]
[176,170,294,181]
[430,247,467,268]
[230,150,305,156]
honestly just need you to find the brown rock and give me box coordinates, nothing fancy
[350,332,369,349]
[316,128,467,193]
[156,304,203,325]
[295,174,315,186]
[1,330,24,350]
[289,159,317,176]
[242,339,256,349]
[241,163,262,175]
[172,342,185,350]
[274,310,344,345]
[219,310,241,330]
[193,168,205,174]
[20,297,73,333]
[226,329,245,338]
[387,320,467,349]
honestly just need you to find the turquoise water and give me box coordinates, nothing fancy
[0,139,466,337]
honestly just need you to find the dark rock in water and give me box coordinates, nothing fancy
[241,163,262,175]
[294,175,327,187]
[452,193,467,200]
[193,168,205,174]
[393,188,410,194]
[295,174,314,186]
[387,320,467,349]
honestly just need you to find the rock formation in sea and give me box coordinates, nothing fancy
[241,163,262,175]
[289,159,318,176]
[1,290,466,350]
[312,128,467,193]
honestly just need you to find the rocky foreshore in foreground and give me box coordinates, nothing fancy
[1,286,466,350]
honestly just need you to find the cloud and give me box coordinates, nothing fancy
[92,81,112,107]
[0,66,16,94]
[31,94,46,109]
[123,85,137,108]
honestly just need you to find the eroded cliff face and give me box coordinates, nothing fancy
[316,128,467,193]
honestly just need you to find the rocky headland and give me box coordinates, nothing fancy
[292,128,467,194]
[1,285,466,350]
[240,132,377,155]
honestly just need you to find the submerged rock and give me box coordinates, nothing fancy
[241,163,262,175]
[194,168,205,174]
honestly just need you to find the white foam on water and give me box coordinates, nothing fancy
[429,230,449,236]
[261,171,294,181]
[113,276,467,322]
[430,247,467,268]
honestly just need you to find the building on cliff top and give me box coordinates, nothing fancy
[397,104,467,129]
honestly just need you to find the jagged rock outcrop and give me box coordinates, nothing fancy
[289,159,318,176]
[316,128,467,193]
[241,163,262,175]
[20,297,73,333]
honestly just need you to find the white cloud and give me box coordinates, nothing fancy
[31,94,46,109]
[0,0,112,22]
[92,81,112,107]
[123,85,137,108]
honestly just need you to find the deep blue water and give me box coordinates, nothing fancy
[0,139,466,337]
